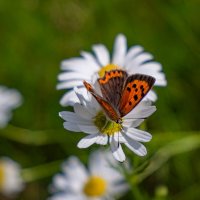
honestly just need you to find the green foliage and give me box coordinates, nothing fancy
[0,0,200,199]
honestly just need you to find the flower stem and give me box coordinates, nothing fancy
[130,184,144,200]
[21,160,63,183]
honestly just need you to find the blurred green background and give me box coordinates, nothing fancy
[0,0,200,199]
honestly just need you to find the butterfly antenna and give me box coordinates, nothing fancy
[117,131,120,148]
[108,135,110,145]
[113,120,119,144]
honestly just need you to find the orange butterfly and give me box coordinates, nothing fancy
[83,69,155,123]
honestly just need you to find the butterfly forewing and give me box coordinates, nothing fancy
[119,74,155,117]
[98,70,128,108]
[83,81,120,122]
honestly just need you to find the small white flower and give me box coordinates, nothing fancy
[59,88,156,162]
[0,157,24,197]
[0,86,22,128]
[57,34,167,106]
[48,150,129,200]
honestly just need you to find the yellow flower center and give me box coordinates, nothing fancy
[98,64,120,78]
[83,176,107,197]
[93,111,122,136]
[0,162,5,189]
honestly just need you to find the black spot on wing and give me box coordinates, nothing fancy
[134,95,138,101]
[132,84,136,88]
[127,87,131,92]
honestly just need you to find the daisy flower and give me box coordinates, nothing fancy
[0,157,24,197]
[48,150,129,200]
[59,88,156,162]
[0,86,22,128]
[57,34,167,106]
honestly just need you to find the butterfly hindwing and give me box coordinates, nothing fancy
[119,74,155,117]
[83,81,120,122]
[98,70,128,108]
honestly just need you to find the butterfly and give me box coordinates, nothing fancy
[83,69,155,124]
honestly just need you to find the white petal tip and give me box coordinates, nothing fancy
[138,148,147,156]
[77,142,86,149]
[59,112,64,118]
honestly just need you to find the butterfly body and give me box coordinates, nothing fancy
[83,70,155,124]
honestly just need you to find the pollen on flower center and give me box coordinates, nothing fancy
[83,176,107,197]
[0,162,5,189]
[98,64,120,78]
[93,111,122,136]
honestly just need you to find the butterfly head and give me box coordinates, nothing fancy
[116,118,123,124]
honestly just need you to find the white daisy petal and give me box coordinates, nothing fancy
[155,78,167,87]
[112,34,127,66]
[78,124,99,134]
[0,86,22,128]
[62,157,88,186]
[59,89,80,107]
[48,193,83,200]
[52,175,69,191]
[0,157,24,196]
[80,51,100,71]
[59,111,77,121]
[138,62,162,71]
[125,128,152,142]
[57,80,83,90]
[95,134,108,145]
[123,134,147,156]
[126,52,153,69]
[125,104,156,119]
[58,72,88,81]
[77,133,99,148]
[110,136,126,162]
[74,103,94,120]
[89,150,109,175]
[61,58,94,74]
[89,149,126,184]
[144,90,158,102]
[118,133,127,143]
[124,45,144,66]
[123,119,144,128]
[59,111,93,125]
[74,87,91,105]
[92,44,110,66]
[63,122,80,132]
